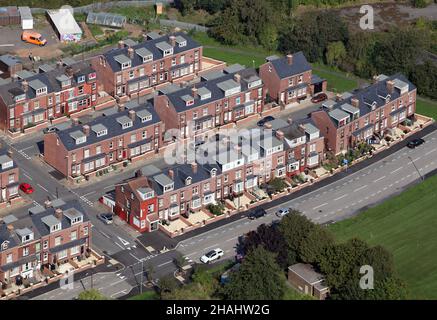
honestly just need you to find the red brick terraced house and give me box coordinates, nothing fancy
[44,101,163,180]
[259,52,326,105]
[113,128,307,231]
[310,74,417,155]
[0,62,97,134]
[0,150,19,208]
[0,200,92,286]
[153,65,265,141]
[272,119,325,177]
[91,32,202,101]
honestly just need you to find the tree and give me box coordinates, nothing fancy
[326,41,347,67]
[208,2,245,45]
[158,276,178,299]
[173,253,188,273]
[240,223,296,269]
[223,246,286,300]
[258,24,278,51]
[77,289,108,300]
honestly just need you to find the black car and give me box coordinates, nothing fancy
[257,116,275,127]
[248,208,267,220]
[407,138,425,149]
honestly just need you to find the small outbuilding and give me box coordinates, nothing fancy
[18,6,33,30]
[47,8,82,42]
[287,263,330,300]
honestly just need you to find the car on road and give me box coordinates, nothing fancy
[276,208,289,217]
[257,116,275,127]
[98,213,113,225]
[19,183,34,194]
[407,138,425,149]
[311,93,328,103]
[248,208,267,220]
[200,248,224,264]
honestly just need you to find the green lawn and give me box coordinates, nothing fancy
[329,175,437,299]
[312,63,360,93]
[416,98,437,120]
[128,290,159,300]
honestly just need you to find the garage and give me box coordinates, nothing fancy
[47,8,82,42]
[18,6,33,30]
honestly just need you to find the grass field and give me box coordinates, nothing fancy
[416,98,437,120]
[329,174,437,299]
[128,290,159,300]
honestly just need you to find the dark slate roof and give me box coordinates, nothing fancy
[0,149,17,173]
[0,54,22,67]
[165,67,263,113]
[270,52,312,79]
[326,73,415,128]
[102,32,201,72]
[0,61,96,106]
[56,102,161,151]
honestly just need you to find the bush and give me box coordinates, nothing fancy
[207,202,225,216]
[268,178,287,193]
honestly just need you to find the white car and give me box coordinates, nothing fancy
[276,208,289,217]
[200,248,224,264]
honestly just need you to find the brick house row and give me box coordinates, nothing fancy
[0,200,92,284]
[259,52,327,105]
[43,101,163,179]
[153,64,265,141]
[0,150,19,207]
[0,61,97,133]
[113,121,324,232]
[91,32,202,101]
[311,74,417,154]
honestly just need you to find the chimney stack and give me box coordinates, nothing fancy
[191,86,198,98]
[234,73,241,83]
[287,117,293,124]
[386,80,395,93]
[55,208,63,220]
[118,40,125,49]
[191,162,198,174]
[169,35,176,47]
[275,130,284,140]
[83,124,90,136]
[65,66,74,78]
[127,47,134,59]
[286,54,293,65]
[335,93,343,102]
[351,97,359,108]
[7,224,14,232]
[168,169,174,180]
[118,103,125,112]
[22,79,28,92]
[264,122,272,130]
[7,149,13,158]
[129,110,136,121]
[72,118,79,126]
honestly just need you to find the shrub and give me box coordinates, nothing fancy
[207,202,225,216]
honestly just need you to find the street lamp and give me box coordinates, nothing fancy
[408,156,424,181]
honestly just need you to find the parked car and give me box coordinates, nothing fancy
[257,116,275,127]
[276,208,289,217]
[19,183,34,194]
[200,248,224,264]
[43,126,59,134]
[248,208,267,220]
[98,213,113,225]
[407,138,425,149]
[311,93,328,103]
[21,31,47,46]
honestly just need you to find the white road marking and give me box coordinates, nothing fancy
[354,185,368,192]
[37,184,49,192]
[312,203,328,210]
[334,194,348,201]
[390,167,403,174]
[23,173,33,180]
[157,260,172,267]
[374,175,386,183]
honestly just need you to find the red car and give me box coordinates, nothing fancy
[311,93,328,103]
[19,183,34,194]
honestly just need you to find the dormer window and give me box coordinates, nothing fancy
[141,115,152,122]
[75,136,86,144]
[186,177,192,186]
[88,72,96,80]
[178,40,187,47]
[117,116,133,129]
[143,55,153,63]
[385,95,391,104]
[70,131,87,145]
[36,87,47,96]
[1,240,9,250]
[211,169,217,177]
[21,233,34,243]
[164,184,174,192]
[15,94,26,102]
[182,94,194,106]
[97,129,107,137]
[115,54,132,70]
[1,160,13,170]
[71,216,83,225]
[122,62,131,70]
[77,75,85,83]
[51,223,61,233]
[163,48,173,57]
